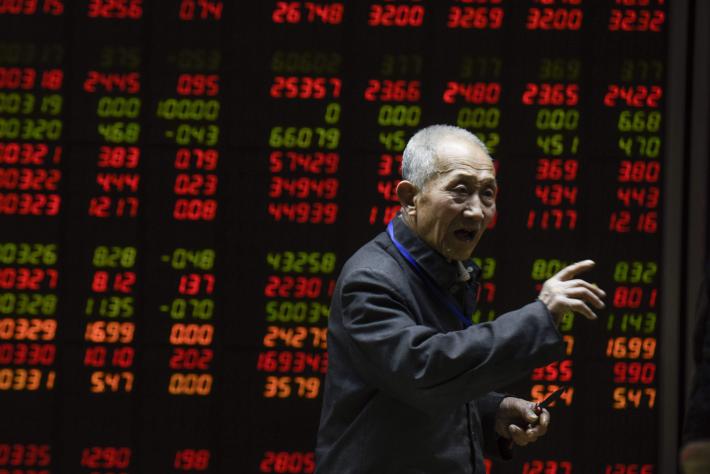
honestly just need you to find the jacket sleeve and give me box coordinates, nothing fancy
[338,266,564,415]
[475,392,513,459]
[683,275,710,444]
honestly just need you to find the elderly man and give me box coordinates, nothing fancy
[316,125,605,473]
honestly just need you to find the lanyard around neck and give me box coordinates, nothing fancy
[387,220,473,328]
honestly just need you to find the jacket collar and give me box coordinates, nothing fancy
[390,215,480,292]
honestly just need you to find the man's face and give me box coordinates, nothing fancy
[410,136,497,261]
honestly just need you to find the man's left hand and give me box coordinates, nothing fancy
[495,397,550,446]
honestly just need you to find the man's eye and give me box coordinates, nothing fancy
[453,186,469,194]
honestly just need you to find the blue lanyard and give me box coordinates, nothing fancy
[387,220,473,328]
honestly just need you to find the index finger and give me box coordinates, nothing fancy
[556,260,595,281]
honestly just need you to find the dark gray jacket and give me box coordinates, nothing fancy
[683,264,710,444]
[316,216,564,473]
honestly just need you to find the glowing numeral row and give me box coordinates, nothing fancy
[612,387,656,409]
[269,127,339,150]
[613,361,656,384]
[170,348,213,370]
[456,107,500,129]
[267,202,338,224]
[612,286,657,308]
[526,209,577,230]
[96,96,140,119]
[536,134,579,156]
[536,159,578,181]
[0,143,62,166]
[169,323,213,346]
[266,251,336,274]
[0,318,56,341]
[166,298,214,320]
[0,243,57,265]
[260,451,314,474]
[269,177,338,200]
[447,6,503,29]
[80,447,131,469]
[85,296,133,318]
[605,464,654,474]
[607,312,657,333]
[91,270,136,294]
[531,360,573,382]
[378,105,421,127]
[534,184,578,206]
[166,248,215,271]
[174,449,210,471]
[0,118,62,141]
[90,370,134,392]
[174,198,217,221]
[92,246,136,268]
[265,300,330,325]
[535,108,579,131]
[0,0,63,15]
[270,76,342,100]
[168,372,212,396]
[526,8,583,31]
[256,350,328,374]
[264,375,320,399]
[0,443,51,467]
[0,266,57,291]
[85,321,134,343]
[87,0,142,19]
[0,368,55,391]
[0,292,57,316]
[364,80,420,102]
[606,337,656,359]
[609,210,658,233]
[264,275,331,299]
[609,8,664,32]
[0,342,55,365]
[156,99,219,121]
[0,92,62,115]
[174,173,217,197]
[523,461,572,474]
[84,346,134,368]
[84,71,139,94]
[443,82,500,105]
[0,68,63,91]
[522,83,578,106]
[368,4,424,27]
[98,146,140,169]
[605,85,662,108]
[272,2,343,24]
[0,168,61,191]
[269,151,339,175]
[618,110,662,132]
[614,261,657,283]
[618,161,660,183]
[176,74,219,96]
[263,326,327,350]
[175,148,218,170]
[97,122,140,144]
[271,51,341,75]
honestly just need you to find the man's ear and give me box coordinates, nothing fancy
[396,180,417,218]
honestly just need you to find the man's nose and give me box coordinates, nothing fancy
[462,195,485,219]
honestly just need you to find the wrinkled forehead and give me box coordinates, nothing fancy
[434,136,495,175]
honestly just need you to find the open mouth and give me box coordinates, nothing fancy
[454,229,476,242]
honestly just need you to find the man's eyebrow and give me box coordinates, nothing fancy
[445,172,498,186]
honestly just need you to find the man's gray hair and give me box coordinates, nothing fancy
[401,125,488,189]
